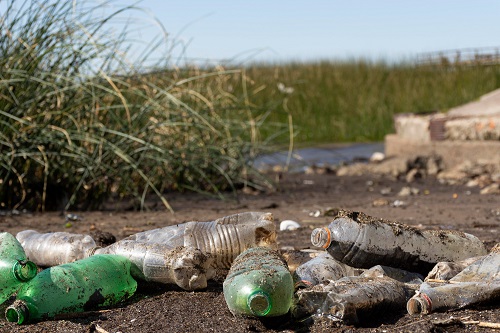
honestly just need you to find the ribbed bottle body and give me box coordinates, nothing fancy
[223,247,293,317]
[5,254,137,324]
[16,230,98,267]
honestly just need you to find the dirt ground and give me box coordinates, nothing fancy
[0,171,498,333]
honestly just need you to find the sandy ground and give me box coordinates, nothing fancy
[0,171,498,333]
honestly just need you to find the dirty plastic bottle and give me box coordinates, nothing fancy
[424,256,483,281]
[127,212,277,269]
[311,210,487,274]
[292,276,416,325]
[16,230,98,267]
[5,254,137,324]
[93,240,215,290]
[223,247,294,317]
[0,233,38,304]
[293,252,363,288]
[407,252,500,315]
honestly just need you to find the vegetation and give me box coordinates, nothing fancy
[0,1,287,211]
[240,60,500,144]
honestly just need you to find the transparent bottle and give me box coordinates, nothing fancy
[127,211,277,269]
[5,254,137,324]
[293,252,363,288]
[223,247,294,317]
[311,210,487,274]
[292,276,416,325]
[407,252,500,315]
[93,240,215,290]
[16,230,98,267]
[0,232,38,304]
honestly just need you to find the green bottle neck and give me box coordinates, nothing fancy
[12,259,38,282]
[6,300,29,324]
[247,290,271,316]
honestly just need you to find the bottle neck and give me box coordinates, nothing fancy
[247,290,271,316]
[5,300,29,324]
[12,259,37,282]
[311,227,331,248]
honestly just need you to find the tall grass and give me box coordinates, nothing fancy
[0,1,288,211]
[241,60,500,144]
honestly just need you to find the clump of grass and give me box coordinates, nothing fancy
[0,1,288,211]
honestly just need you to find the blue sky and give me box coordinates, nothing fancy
[112,0,500,65]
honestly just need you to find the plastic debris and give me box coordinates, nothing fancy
[223,247,294,317]
[0,232,38,305]
[280,220,301,231]
[5,254,137,324]
[310,210,487,274]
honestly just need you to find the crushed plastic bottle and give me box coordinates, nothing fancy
[5,254,137,324]
[223,247,294,317]
[0,232,38,304]
[126,212,276,269]
[407,252,500,315]
[360,265,424,285]
[16,230,98,267]
[424,256,483,281]
[93,240,215,290]
[310,210,487,274]
[292,276,417,325]
[293,252,363,288]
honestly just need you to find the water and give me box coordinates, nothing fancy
[253,142,384,172]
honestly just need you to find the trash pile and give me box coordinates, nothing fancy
[1,210,498,327]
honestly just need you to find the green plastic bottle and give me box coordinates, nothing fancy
[5,254,137,324]
[0,232,37,304]
[223,247,293,317]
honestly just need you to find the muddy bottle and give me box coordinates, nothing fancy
[293,252,363,288]
[127,212,277,269]
[16,230,98,267]
[5,254,137,324]
[310,210,487,274]
[223,247,294,317]
[407,252,500,315]
[292,276,416,325]
[0,233,38,304]
[93,240,215,290]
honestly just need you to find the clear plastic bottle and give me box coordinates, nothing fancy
[223,247,294,317]
[127,211,277,269]
[93,240,215,290]
[293,252,363,288]
[5,254,137,324]
[292,276,416,325]
[311,210,487,274]
[16,230,98,267]
[0,232,38,304]
[407,252,500,315]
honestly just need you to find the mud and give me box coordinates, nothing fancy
[0,172,498,332]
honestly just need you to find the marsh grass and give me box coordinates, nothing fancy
[241,60,500,144]
[0,1,288,211]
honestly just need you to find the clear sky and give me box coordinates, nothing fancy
[112,0,500,66]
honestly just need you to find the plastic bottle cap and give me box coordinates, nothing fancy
[310,227,331,248]
[12,260,38,282]
[247,291,271,316]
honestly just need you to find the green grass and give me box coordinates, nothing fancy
[238,60,500,145]
[0,1,288,212]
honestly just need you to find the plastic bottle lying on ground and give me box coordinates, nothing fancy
[223,247,294,317]
[0,232,38,304]
[310,210,487,275]
[93,240,215,290]
[407,252,500,315]
[292,276,417,325]
[16,230,98,267]
[424,256,484,281]
[126,211,277,269]
[293,252,364,288]
[5,254,137,324]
